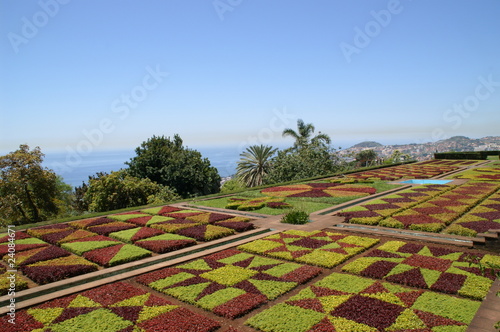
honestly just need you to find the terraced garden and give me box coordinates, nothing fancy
[1,158,500,331]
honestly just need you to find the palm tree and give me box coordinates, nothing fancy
[282,119,331,149]
[236,145,277,187]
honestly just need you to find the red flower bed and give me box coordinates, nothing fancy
[0,231,31,243]
[135,238,197,254]
[88,222,136,235]
[16,245,71,266]
[21,264,98,285]
[331,295,404,330]
[214,221,254,232]
[129,227,165,242]
[139,307,220,332]
[430,273,467,294]
[212,293,268,319]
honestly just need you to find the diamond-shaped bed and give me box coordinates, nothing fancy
[246,273,481,332]
[136,248,322,319]
[1,281,222,332]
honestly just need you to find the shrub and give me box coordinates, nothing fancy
[281,209,309,224]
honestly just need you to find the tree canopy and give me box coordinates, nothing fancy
[282,119,331,149]
[83,170,179,212]
[236,145,277,187]
[0,145,60,225]
[126,135,221,197]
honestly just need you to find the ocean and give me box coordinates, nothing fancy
[43,146,241,188]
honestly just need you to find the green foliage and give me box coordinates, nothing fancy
[126,134,221,197]
[355,149,378,167]
[0,145,68,225]
[236,145,277,187]
[220,178,246,193]
[83,170,178,212]
[264,145,339,184]
[281,209,309,224]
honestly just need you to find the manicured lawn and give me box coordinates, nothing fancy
[193,181,401,215]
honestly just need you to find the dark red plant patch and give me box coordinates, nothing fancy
[212,293,267,319]
[214,221,254,232]
[361,261,398,279]
[397,243,424,254]
[138,307,220,332]
[290,238,331,249]
[385,268,428,288]
[402,255,452,272]
[0,231,31,243]
[430,272,466,294]
[135,267,182,285]
[366,249,404,259]
[88,222,136,235]
[126,216,153,226]
[21,264,98,285]
[135,239,196,254]
[18,245,71,266]
[281,265,322,283]
[130,227,165,242]
[331,295,404,330]
[460,220,500,233]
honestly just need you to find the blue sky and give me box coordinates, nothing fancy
[1,0,500,156]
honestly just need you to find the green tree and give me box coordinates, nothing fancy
[264,144,339,184]
[83,170,179,212]
[355,149,378,167]
[0,145,61,225]
[282,119,331,149]
[126,135,220,197]
[236,145,277,187]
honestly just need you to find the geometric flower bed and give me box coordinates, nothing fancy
[4,245,71,266]
[246,272,481,332]
[82,244,152,267]
[61,235,122,256]
[337,184,454,226]
[109,227,165,243]
[20,255,99,285]
[418,159,481,167]
[346,162,458,181]
[238,230,379,268]
[446,189,500,236]
[0,236,49,256]
[380,182,499,232]
[135,248,322,319]
[39,229,97,245]
[1,281,222,332]
[261,182,376,198]
[341,240,496,300]
[135,233,197,254]
[10,206,254,288]
[226,197,292,211]
[88,221,137,236]
[452,165,500,181]
[176,224,235,241]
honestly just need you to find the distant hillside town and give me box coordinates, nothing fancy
[338,136,500,162]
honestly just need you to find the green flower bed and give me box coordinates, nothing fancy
[0,271,29,295]
[341,240,496,300]
[136,249,321,319]
[0,281,221,331]
[238,230,379,268]
[246,272,481,332]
